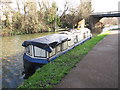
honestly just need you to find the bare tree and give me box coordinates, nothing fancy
[60,0,72,19]
[60,0,92,28]
[16,0,20,13]
[78,0,92,19]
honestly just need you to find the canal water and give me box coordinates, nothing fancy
[1,32,58,88]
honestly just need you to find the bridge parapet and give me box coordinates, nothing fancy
[91,11,120,17]
[91,11,120,15]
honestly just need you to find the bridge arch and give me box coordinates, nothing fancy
[88,11,120,32]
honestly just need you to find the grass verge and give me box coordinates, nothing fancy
[18,32,110,88]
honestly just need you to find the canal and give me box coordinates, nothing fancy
[1,32,58,88]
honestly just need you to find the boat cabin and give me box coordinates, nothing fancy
[22,29,92,63]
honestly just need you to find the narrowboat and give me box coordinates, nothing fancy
[22,28,92,78]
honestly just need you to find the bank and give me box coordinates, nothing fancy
[18,31,110,88]
[0,27,68,37]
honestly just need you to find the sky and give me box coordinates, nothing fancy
[54,0,120,12]
[4,0,120,13]
[92,0,120,12]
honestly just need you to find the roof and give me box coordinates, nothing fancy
[22,34,68,52]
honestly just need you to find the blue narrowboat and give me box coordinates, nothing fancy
[22,28,92,78]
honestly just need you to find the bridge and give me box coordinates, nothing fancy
[88,11,120,32]
[91,11,120,17]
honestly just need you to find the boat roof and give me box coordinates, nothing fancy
[22,33,68,52]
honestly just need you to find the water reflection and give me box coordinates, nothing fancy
[1,32,57,88]
[2,32,57,58]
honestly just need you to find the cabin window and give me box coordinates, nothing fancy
[74,35,78,43]
[62,41,68,50]
[56,45,61,53]
[87,31,90,37]
[49,48,56,57]
[77,35,81,41]
[26,45,32,56]
[68,40,74,47]
[83,33,86,38]
[49,45,61,57]
[34,46,46,58]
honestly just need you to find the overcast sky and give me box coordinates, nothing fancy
[55,0,120,12]
[9,0,120,13]
[92,0,119,12]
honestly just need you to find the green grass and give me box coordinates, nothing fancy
[18,32,110,89]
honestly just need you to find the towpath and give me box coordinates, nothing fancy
[55,30,119,88]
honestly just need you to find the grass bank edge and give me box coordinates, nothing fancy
[18,31,110,88]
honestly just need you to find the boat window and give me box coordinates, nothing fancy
[87,31,89,37]
[49,48,56,57]
[62,41,68,50]
[68,40,74,47]
[26,45,32,56]
[56,45,61,53]
[34,46,46,58]
[74,35,78,43]
[83,33,86,38]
